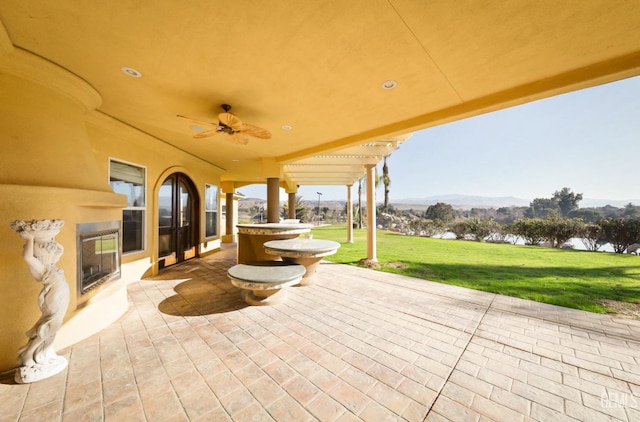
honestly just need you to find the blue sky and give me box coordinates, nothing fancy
[241,75,640,202]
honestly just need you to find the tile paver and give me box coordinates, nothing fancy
[1,243,639,421]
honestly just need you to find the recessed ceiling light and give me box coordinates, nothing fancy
[189,125,205,132]
[121,67,142,78]
[232,159,240,162]
[381,80,397,90]
[281,125,293,131]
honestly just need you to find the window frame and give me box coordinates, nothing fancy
[204,183,219,239]
[109,158,147,255]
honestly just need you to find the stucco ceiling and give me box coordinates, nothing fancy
[1,1,639,188]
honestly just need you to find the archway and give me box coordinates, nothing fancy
[158,172,199,268]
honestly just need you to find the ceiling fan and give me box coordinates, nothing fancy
[177,104,271,145]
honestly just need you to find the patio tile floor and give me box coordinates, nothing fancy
[1,244,640,421]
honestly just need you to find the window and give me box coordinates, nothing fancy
[109,159,146,253]
[205,184,218,237]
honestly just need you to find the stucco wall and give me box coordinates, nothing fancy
[0,56,224,372]
[84,111,224,269]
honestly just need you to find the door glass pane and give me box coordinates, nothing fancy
[158,174,197,266]
[179,180,192,253]
[159,180,173,229]
[159,234,173,258]
[158,179,173,258]
[179,181,191,228]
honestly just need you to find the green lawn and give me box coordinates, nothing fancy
[311,224,640,314]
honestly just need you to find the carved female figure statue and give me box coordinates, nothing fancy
[10,219,70,383]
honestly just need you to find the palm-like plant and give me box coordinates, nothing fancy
[382,155,391,213]
[356,167,381,228]
[281,195,309,222]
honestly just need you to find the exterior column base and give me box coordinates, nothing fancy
[222,234,237,243]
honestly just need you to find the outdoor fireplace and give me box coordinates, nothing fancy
[76,221,121,302]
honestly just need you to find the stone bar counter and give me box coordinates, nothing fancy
[236,222,313,264]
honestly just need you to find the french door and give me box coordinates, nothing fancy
[158,173,199,268]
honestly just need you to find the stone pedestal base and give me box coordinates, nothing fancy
[15,355,68,384]
[283,257,322,286]
[263,239,341,287]
[228,262,306,306]
[241,289,288,306]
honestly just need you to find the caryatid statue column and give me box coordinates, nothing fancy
[10,219,70,383]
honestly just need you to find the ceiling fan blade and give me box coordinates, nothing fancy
[227,132,250,145]
[193,128,222,139]
[218,112,243,130]
[176,114,218,127]
[241,123,272,139]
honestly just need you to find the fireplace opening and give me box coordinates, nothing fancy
[77,221,121,303]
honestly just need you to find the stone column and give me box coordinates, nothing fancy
[223,192,235,243]
[366,165,377,262]
[267,178,280,223]
[288,192,297,220]
[346,184,354,243]
[10,219,70,383]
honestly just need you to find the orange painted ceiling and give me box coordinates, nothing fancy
[1,1,639,187]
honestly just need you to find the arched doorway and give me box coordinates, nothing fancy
[158,172,199,269]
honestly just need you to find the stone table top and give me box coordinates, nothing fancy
[227,262,306,290]
[263,238,341,258]
[236,223,313,235]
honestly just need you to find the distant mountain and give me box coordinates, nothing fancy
[238,197,345,211]
[580,198,640,208]
[393,195,640,210]
[393,195,530,210]
[239,195,640,211]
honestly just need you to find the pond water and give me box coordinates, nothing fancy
[435,232,622,253]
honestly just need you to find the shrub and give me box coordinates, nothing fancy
[509,219,546,246]
[422,219,447,237]
[598,218,640,253]
[450,220,469,240]
[467,218,500,242]
[543,217,584,248]
[579,223,603,252]
[408,217,424,236]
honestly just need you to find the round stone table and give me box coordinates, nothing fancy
[227,262,306,306]
[236,223,313,263]
[263,238,341,286]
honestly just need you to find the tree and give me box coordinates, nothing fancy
[509,219,547,246]
[281,195,308,222]
[525,197,559,219]
[543,217,584,248]
[424,202,455,222]
[356,168,380,228]
[357,177,363,228]
[623,203,640,219]
[382,155,391,213]
[496,206,526,224]
[467,218,500,242]
[377,203,397,215]
[579,223,603,252]
[568,208,602,224]
[450,220,469,240]
[598,218,640,253]
[553,187,583,217]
